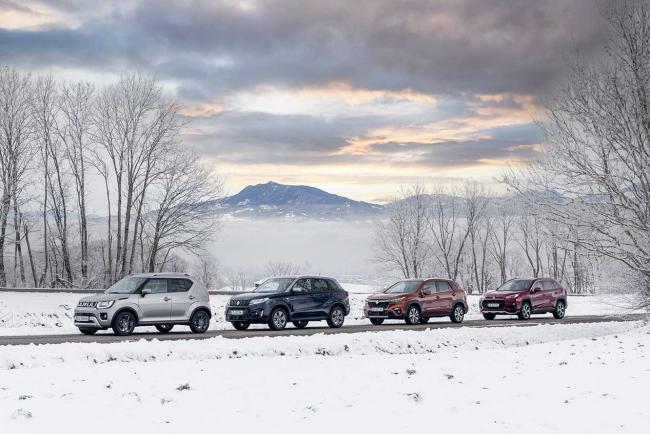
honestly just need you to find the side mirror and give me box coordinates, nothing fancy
[141,288,152,296]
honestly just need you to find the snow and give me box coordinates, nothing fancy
[0,321,648,433]
[0,287,643,336]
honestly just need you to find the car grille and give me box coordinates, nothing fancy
[77,301,98,308]
[482,300,505,309]
[230,299,250,307]
[367,300,390,308]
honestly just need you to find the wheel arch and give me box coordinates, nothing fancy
[112,306,139,325]
[190,306,212,319]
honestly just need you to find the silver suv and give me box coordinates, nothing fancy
[74,273,212,336]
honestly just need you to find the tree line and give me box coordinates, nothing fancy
[0,69,222,288]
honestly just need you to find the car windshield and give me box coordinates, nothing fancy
[496,279,533,292]
[384,280,423,294]
[105,276,148,294]
[254,278,295,293]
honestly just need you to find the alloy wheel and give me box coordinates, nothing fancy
[454,305,464,322]
[273,310,287,329]
[521,303,531,319]
[118,314,134,334]
[408,306,420,324]
[331,307,344,327]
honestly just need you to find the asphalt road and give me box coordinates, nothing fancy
[0,314,645,346]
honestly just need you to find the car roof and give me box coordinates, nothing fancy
[129,272,195,279]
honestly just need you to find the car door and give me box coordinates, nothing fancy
[312,278,332,318]
[289,278,316,319]
[168,278,195,321]
[529,280,546,311]
[138,278,171,323]
[419,280,437,316]
[434,280,455,314]
[541,279,558,309]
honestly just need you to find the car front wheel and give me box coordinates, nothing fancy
[112,311,136,336]
[327,306,345,328]
[405,305,420,325]
[232,321,250,330]
[553,300,566,319]
[269,308,288,330]
[189,310,210,333]
[517,302,532,320]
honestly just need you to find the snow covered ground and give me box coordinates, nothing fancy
[0,320,648,433]
[0,287,643,336]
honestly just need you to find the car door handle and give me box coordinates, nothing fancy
[435,296,440,299]
[189,295,195,300]
[164,297,171,301]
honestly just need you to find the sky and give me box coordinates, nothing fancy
[0,0,607,203]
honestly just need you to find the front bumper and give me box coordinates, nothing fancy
[479,299,519,314]
[364,304,405,319]
[225,305,269,323]
[73,308,111,329]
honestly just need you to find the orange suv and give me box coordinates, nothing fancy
[364,278,468,325]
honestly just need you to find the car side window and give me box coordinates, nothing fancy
[169,278,193,293]
[313,279,329,292]
[541,280,555,290]
[532,280,544,291]
[142,278,168,294]
[421,281,436,294]
[326,279,341,291]
[435,281,452,292]
[293,278,312,293]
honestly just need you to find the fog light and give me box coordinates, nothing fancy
[100,313,108,320]
[395,308,401,314]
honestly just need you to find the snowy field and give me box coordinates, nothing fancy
[0,320,648,433]
[0,287,644,336]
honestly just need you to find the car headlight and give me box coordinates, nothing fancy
[249,297,269,305]
[382,297,404,303]
[96,300,115,309]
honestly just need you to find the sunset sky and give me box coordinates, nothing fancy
[0,0,606,203]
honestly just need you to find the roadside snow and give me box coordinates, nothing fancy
[0,321,647,433]
[0,288,643,336]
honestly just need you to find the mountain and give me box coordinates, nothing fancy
[207,181,385,220]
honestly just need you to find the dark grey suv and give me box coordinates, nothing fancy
[225,276,350,330]
[74,273,212,336]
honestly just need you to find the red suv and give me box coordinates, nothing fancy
[480,278,567,320]
[365,278,468,325]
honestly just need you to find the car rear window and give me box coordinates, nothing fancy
[169,278,193,292]
[435,281,453,292]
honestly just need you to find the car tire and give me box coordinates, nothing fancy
[482,313,496,320]
[292,320,309,329]
[327,306,345,328]
[419,316,430,324]
[450,304,465,324]
[553,300,566,319]
[112,311,136,336]
[189,310,210,333]
[79,327,97,335]
[405,305,421,325]
[232,321,250,330]
[268,308,288,330]
[370,318,384,325]
[155,324,174,333]
[517,301,532,320]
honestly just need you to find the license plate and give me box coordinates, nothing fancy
[229,309,244,316]
[487,303,500,308]
[75,315,89,322]
[369,307,384,312]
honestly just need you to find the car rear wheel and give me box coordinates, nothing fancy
[232,321,250,330]
[517,301,532,320]
[369,318,384,325]
[482,313,496,320]
[189,310,210,333]
[327,306,345,328]
[553,300,566,319]
[292,320,309,329]
[112,311,136,336]
[78,327,97,335]
[450,304,465,323]
[405,305,420,325]
[269,308,288,330]
[155,324,174,333]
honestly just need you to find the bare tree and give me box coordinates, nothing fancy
[465,182,492,293]
[373,184,429,278]
[142,150,223,273]
[518,212,544,277]
[0,67,35,286]
[265,260,302,276]
[489,204,516,284]
[193,254,220,289]
[503,0,650,298]
[56,81,94,283]
[427,186,470,280]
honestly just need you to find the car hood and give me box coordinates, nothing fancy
[78,293,130,303]
[229,292,284,301]
[483,291,522,299]
[367,293,409,301]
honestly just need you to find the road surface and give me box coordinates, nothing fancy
[0,314,644,346]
